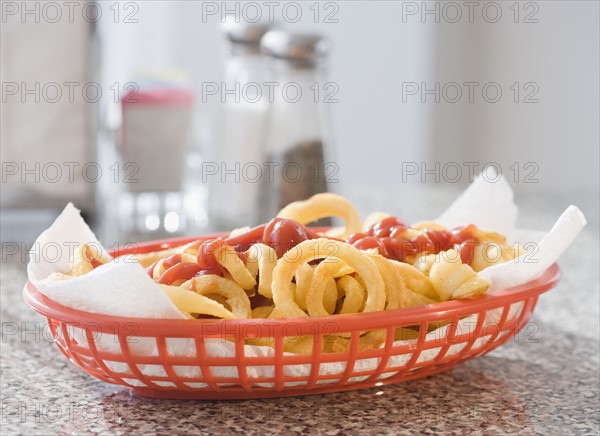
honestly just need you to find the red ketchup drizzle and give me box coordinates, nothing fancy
[145,260,159,277]
[370,217,408,238]
[146,216,480,284]
[158,262,205,285]
[196,238,227,276]
[148,218,322,284]
[226,224,267,253]
[163,253,183,267]
[89,258,103,269]
[145,254,181,278]
[348,219,478,265]
[349,235,389,257]
[451,224,478,264]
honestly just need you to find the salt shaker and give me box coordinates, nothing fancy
[208,20,271,230]
[258,31,334,223]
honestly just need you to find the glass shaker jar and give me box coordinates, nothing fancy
[257,31,334,223]
[208,20,271,230]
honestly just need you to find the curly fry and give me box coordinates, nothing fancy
[277,193,362,239]
[272,238,385,318]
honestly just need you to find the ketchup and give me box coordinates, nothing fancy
[451,225,478,264]
[226,224,267,252]
[146,218,321,284]
[369,217,408,238]
[196,239,226,275]
[145,216,480,284]
[349,219,478,264]
[157,262,205,285]
[350,236,388,257]
[263,218,314,258]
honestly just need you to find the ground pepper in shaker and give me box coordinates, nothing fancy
[258,31,334,224]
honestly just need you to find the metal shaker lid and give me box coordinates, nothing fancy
[260,31,330,66]
[221,18,271,45]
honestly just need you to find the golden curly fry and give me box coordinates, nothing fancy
[160,284,236,319]
[244,243,277,298]
[327,329,387,352]
[306,260,351,316]
[272,238,386,318]
[185,275,252,319]
[336,275,365,314]
[321,259,355,277]
[469,228,525,272]
[251,305,275,318]
[131,240,201,268]
[390,259,438,300]
[404,290,437,308]
[276,193,362,239]
[215,244,257,291]
[428,249,491,301]
[293,263,313,310]
[411,220,448,231]
[368,254,406,310]
[132,247,179,268]
[70,243,109,276]
[323,278,338,314]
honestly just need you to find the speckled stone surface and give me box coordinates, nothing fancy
[1,188,599,435]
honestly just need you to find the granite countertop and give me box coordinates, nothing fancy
[1,188,599,435]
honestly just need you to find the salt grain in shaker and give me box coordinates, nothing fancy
[258,31,334,224]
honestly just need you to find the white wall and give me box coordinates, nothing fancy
[167,1,436,192]
[432,1,599,192]
[167,1,599,195]
[1,12,92,207]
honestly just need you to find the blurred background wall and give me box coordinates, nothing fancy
[1,7,95,208]
[1,1,598,239]
[96,1,599,190]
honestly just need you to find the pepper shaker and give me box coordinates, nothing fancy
[257,31,334,224]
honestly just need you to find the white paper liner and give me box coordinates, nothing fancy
[27,174,586,387]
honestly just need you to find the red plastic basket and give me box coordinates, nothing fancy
[23,235,561,400]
